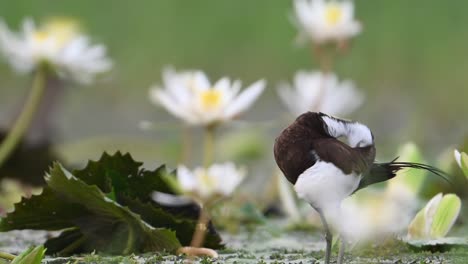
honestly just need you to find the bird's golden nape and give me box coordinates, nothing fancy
[273,111,452,264]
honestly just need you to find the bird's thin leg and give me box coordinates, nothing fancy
[337,236,346,264]
[315,207,332,264]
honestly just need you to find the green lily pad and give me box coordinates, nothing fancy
[406,237,468,252]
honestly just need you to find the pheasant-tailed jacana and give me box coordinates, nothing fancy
[273,112,451,264]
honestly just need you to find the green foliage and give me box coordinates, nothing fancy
[395,142,427,194]
[408,207,426,239]
[0,152,223,255]
[408,193,461,242]
[430,194,462,238]
[218,129,267,163]
[458,151,468,178]
[11,245,46,264]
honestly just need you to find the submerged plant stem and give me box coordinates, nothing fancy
[311,43,335,73]
[311,43,335,111]
[189,208,210,248]
[0,67,47,166]
[179,125,192,164]
[203,125,216,168]
[0,251,15,260]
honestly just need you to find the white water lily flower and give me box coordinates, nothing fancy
[278,71,363,116]
[150,68,265,126]
[293,0,361,43]
[176,162,246,202]
[0,17,112,84]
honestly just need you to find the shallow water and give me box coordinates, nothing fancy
[1,227,466,264]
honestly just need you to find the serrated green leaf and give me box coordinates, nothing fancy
[1,152,224,255]
[430,194,461,238]
[0,187,86,231]
[72,152,174,201]
[70,152,222,248]
[11,245,46,264]
[0,152,224,255]
[394,142,427,193]
[120,196,223,249]
[407,208,427,239]
[45,163,181,254]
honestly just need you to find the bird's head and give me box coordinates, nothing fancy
[347,123,374,148]
[319,113,374,148]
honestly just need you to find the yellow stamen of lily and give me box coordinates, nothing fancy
[199,172,216,192]
[34,18,80,47]
[200,90,222,110]
[325,4,342,26]
[32,31,48,43]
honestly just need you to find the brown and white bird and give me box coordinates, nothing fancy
[273,112,450,264]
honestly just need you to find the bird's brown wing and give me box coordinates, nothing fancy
[312,138,372,175]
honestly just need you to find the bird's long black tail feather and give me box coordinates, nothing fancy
[356,158,453,192]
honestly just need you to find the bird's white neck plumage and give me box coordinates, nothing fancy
[321,115,373,148]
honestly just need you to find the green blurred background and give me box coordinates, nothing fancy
[0,0,466,166]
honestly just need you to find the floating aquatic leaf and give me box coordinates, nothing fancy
[406,237,468,252]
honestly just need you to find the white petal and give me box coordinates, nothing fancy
[177,165,196,192]
[151,191,192,206]
[224,79,266,119]
[294,0,314,28]
[149,88,195,123]
[22,18,36,36]
[277,83,304,115]
[192,71,211,90]
[340,1,355,24]
[213,77,231,92]
[209,162,245,196]
[294,71,322,111]
[322,79,364,116]
[193,167,216,199]
[454,149,462,168]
